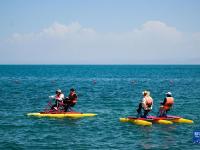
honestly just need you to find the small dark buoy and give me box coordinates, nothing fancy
[93,80,96,84]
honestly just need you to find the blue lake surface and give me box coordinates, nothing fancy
[0,65,200,149]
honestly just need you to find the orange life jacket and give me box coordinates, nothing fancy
[145,97,153,107]
[163,97,174,110]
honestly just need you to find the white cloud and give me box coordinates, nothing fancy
[0,21,199,64]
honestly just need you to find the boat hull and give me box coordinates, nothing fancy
[120,115,194,126]
[151,115,194,124]
[27,112,97,118]
[120,118,152,126]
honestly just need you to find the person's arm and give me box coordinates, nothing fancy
[160,98,166,105]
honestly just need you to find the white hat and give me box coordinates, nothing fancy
[142,91,150,95]
[166,92,172,96]
[56,89,62,93]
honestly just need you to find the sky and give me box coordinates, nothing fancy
[0,0,200,64]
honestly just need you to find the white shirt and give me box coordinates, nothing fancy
[49,93,64,101]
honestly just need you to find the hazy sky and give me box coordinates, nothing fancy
[0,0,200,64]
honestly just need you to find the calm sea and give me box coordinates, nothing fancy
[0,65,199,149]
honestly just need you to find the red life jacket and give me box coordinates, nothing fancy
[163,97,174,110]
[145,97,153,107]
[69,93,77,103]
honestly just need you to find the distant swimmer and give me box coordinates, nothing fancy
[158,92,174,117]
[63,88,78,112]
[49,89,64,110]
[136,91,153,118]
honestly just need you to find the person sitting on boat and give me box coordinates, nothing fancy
[158,92,174,117]
[49,89,65,110]
[136,91,153,118]
[63,88,78,112]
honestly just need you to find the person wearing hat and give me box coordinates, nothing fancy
[136,91,153,118]
[158,92,174,117]
[63,88,78,112]
[49,89,65,110]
